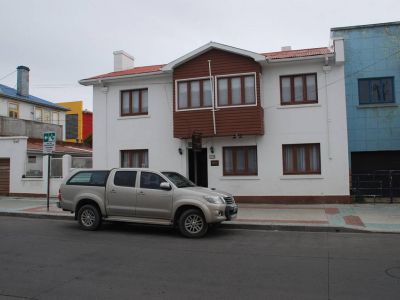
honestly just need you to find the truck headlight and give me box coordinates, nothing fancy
[203,195,225,204]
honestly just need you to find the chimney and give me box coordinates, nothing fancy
[281,46,292,51]
[17,65,30,97]
[113,50,135,71]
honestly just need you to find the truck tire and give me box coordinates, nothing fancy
[178,209,208,238]
[77,204,101,231]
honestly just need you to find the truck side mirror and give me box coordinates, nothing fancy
[160,182,172,190]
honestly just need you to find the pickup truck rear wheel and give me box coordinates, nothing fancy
[77,204,101,231]
[178,209,208,238]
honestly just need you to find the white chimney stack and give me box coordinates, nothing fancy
[17,65,30,97]
[113,50,135,71]
[281,46,292,51]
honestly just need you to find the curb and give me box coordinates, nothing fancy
[220,222,368,233]
[1,211,398,234]
[0,211,370,233]
[0,211,74,221]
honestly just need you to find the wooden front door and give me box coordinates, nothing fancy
[0,158,10,195]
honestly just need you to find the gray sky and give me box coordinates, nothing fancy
[1,0,399,110]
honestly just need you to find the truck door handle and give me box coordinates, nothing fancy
[110,189,116,193]
[139,191,145,195]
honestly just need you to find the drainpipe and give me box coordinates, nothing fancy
[208,60,217,135]
[100,80,109,167]
[323,56,332,160]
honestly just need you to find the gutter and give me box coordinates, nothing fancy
[266,54,334,64]
[79,71,166,86]
[0,93,70,111]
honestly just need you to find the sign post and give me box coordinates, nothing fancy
[43,132,56,212]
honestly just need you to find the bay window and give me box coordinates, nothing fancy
[177,78,213,109]
[217,74,256,107]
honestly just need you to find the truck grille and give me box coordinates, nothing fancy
[224,197,234,204]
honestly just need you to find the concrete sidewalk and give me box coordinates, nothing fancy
[1,196,400,233]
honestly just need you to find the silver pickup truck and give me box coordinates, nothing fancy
[59,168,238,238]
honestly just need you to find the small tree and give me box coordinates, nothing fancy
[83,134,92,147]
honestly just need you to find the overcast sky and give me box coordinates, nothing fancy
[1,0,399,110]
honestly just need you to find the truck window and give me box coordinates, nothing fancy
[67,171,109,186]
[114,171,137,187]
[140,172,166,190]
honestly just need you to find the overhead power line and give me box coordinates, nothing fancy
[0,70,16,82]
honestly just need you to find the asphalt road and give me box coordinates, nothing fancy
[0,217,399,300]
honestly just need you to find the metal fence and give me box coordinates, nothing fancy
[351,170,400,203]
[72,157,92,169]
[51,157,63,178]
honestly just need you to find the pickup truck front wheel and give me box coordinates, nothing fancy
[77,204,101,231]
[178,209,208,238]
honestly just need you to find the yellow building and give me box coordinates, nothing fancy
[57,101,83,143]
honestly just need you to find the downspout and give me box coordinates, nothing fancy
[323,56,332,160]
[100,79,109,167]
[208,60,217,135]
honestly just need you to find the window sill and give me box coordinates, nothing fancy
[22,177,43,181]
[118,114,151,120]
[176,107,213,112]
[357,103,398,109]
[280,175,323,180]
[220,176,260,180]
[277,103,321,109]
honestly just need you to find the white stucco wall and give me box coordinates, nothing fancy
[0,137,71,196]
[92,59,349,198]
[93,75,186,172]
[204,61,349,196]
[0,137,28,194]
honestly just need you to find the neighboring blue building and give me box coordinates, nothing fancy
[331,22,400,174]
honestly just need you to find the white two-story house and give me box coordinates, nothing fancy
[80,40,349,203]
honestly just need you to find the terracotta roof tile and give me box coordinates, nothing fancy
[262,47,332,60]
[27,140,92,155]
[87,64,165,80]
[84,47,331,80]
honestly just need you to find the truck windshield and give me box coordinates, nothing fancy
[162,172,196,188]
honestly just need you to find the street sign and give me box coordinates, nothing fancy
[43,131,56,154]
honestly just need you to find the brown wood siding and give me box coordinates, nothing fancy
[0,158,10,196]
[173,49,264,138]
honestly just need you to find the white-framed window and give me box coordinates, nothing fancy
[175,76,213,111]
[216,72,257,108]
[34,107,42,122]
[43,110,51,123]
[8,102,19,118]
[52,112,59,125]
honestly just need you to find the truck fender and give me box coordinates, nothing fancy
[74,194,107,216]
[172,199,212,223]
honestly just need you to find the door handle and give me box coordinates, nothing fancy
[139,191,145,195]
[110,189,116,193]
